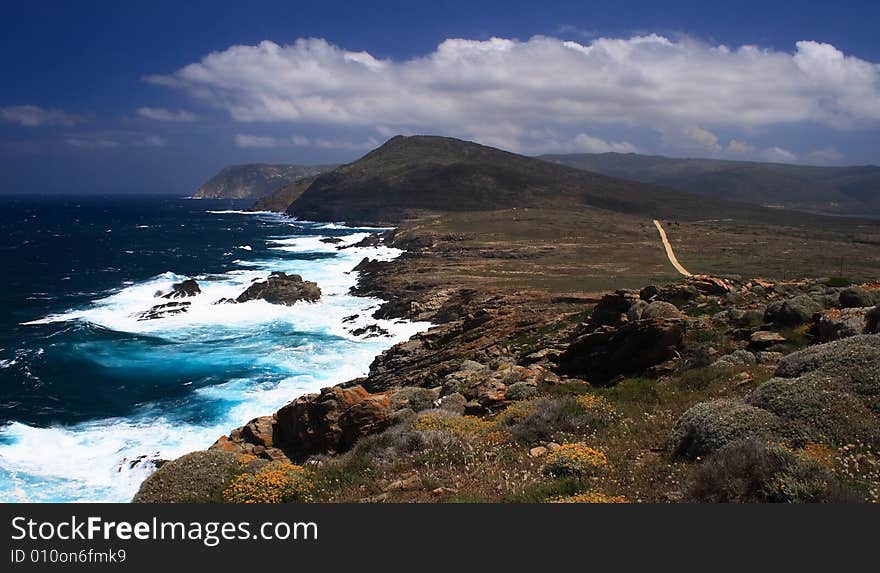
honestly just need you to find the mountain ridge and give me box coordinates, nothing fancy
[540,152,880,216]
[282,135,841,226]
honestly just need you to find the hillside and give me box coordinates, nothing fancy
[540,152,880,216]
[285,136,819,226]
[194,163,335,199]
[250,177,317,212]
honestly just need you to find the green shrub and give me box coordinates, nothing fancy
[668,399,784,459]
[685,439,861,503]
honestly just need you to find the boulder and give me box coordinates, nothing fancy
[162,278,201,299]
[273,385,393,459]
[436,392,467,414]
[556,319,684,386]
[726,308,764,328]
[816,307,869,342]
[764,295,824,326]
[236,272,321,305]
[589,290,641,327]
[653,283,700,306]
[839,287,876,309]
[867,307,880,334]
[749,330,786,349]
[642,301,684,320]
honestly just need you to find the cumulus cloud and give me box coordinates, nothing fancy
[668,126,722,153]
[136,107,198,122]
[726,139,755,155]
[147,35,880,153]
[1,105,80,127]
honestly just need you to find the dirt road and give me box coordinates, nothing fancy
[653,219,693,277]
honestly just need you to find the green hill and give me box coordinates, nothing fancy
[285,135,834,226]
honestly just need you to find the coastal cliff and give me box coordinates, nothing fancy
[194,163,334,200]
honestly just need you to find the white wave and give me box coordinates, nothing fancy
[4,222,431,502]
[237,245,252,251]
[206,210,280,216]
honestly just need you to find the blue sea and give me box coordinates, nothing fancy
[0,195,429,502]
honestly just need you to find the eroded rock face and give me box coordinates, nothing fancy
[273,385,393,459]
[556,319,685,385]
[236,272,321,305]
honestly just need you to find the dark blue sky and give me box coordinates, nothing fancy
[2,0,879,194]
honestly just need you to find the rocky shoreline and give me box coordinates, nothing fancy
[134,226,880,503]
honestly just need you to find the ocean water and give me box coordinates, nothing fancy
[0,195,430,502]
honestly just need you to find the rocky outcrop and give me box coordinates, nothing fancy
[161,278,201,299]
[764,294,825,326]
[236,272,321,305]
[440,359,561,412]
[556,319,685,385]
[815,307,873,342]
[137,301,191,321]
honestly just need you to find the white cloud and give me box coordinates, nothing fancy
[672,126,722,153]
[726,139,755,155]
[136,107,198,122]
[806,147,844,165]
[141,135,166,147]
[65,138,120,149]
[234,134,283,148]
[148,35,880,153]
[235,133,379,150]
[761,146,798,163]
[1,105,80,127]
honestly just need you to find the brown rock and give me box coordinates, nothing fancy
[749,330,787,349]
[239,415,275,448]
[816,307,870,342]
[556,319,685,386]
[273,385,393,459]
[236,272,321,305]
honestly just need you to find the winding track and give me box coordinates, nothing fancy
[653,219,693,277]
